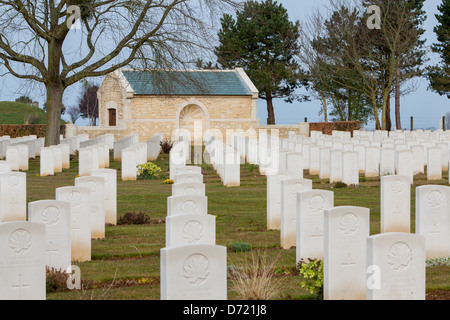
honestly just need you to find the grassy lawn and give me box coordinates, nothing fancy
[22,149,450,300]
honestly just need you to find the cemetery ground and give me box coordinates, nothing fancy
[24,151,450,300]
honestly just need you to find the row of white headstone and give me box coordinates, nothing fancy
[204,133,241,187]
[268,168,450,299]
[161,166,227,300]
[121,133,164,181]
[230,129,450,186]
[0,167,117,299]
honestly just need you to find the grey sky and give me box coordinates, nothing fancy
[0,0,448,129]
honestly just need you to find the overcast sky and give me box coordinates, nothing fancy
[0,0,448,130]
[259,0,449,130]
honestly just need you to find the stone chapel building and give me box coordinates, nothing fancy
[94,68,260,141]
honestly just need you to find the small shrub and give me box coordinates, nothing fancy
[46,267,70,293]
[137,162,161,180]
[229,250,283,300]
[333,182,348,188]
[117,212,151,225]
[426,256,450,267]
[247,164,258,175]
[297,259,323,300]
[160,138,173,154]
[229,242,252,252]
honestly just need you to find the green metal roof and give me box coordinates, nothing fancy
[121,70,253,96]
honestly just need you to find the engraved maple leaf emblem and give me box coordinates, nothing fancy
[183,254,210,285]
[291,183,304,194]
[428,191,442,208]
[9,229,32,254]
[183,221,204,243]
[67,191,82,207]
[309,195,325,213]
[387,242,412,271]
[181,200,198,214]
[339,213,358,235]
[391,180,404,193]
[7,175,20,187]
[41,206,60,226]
[183,187,196,195]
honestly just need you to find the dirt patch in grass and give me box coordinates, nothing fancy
[426,290,450,300]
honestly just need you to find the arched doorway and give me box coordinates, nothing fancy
[178,104,207,143]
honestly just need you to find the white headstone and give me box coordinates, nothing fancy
[319,147,331,179]
[91,168,117,225]
[5,146,19,171]
[49,146,62,173]
[75,176,106,239]
[324,206,370,300]
[365,146,380,178]
[40,147,54,176]
[366,232,425,300]
[79,148,94,177]
[172,182,206,196]
[170,142,188,180]
[0,160,11,173]
[285,152,303,179]
[60,144,71,169]
[17,144,29,171]
[380,175,411,233]
[329,149,343,183]
[0,172,26,222]
[427,147,442,180]
[342,151,359,186]
[167,195,208,216]
[55,186,91,262]
[396,149,413,184]
[280,178,313,249]
[160,244,227,300]
[165,213,216,247]
[0,221,46,300]
[411,145,425,175]
[353,144,366,174]
[309,146,320,175]
[415,185,450,258]
[267,170,298,230]
[177,166,202,175]
[175,173,203,184]
[28,200,71,272]
[380,147,395,176]
[296,190,334,264]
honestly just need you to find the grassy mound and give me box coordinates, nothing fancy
[0,101,47,124]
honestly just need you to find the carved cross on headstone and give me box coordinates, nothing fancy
[45,240,59,266]
[12,274,29,300]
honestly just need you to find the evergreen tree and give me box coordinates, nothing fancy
[215,0,308,125]
[428,0,450,98]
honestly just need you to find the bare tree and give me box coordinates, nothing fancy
[298,10,330,122]
[0,0,238,146]
[66,105,81,124]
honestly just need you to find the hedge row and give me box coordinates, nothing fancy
[309,121,362,136]
[0,124,66,138]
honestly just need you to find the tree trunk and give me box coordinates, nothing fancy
[266,93,275,125]
[395,67,401,130]
[45,38,64,147]
[45,83,64,146]
[371,92,381,130]
[320,92,328,123]
[386,94,391,132]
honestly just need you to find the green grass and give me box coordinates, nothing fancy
[21,150,450,300]
[0,101,66,124]
[0,101,47,124]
